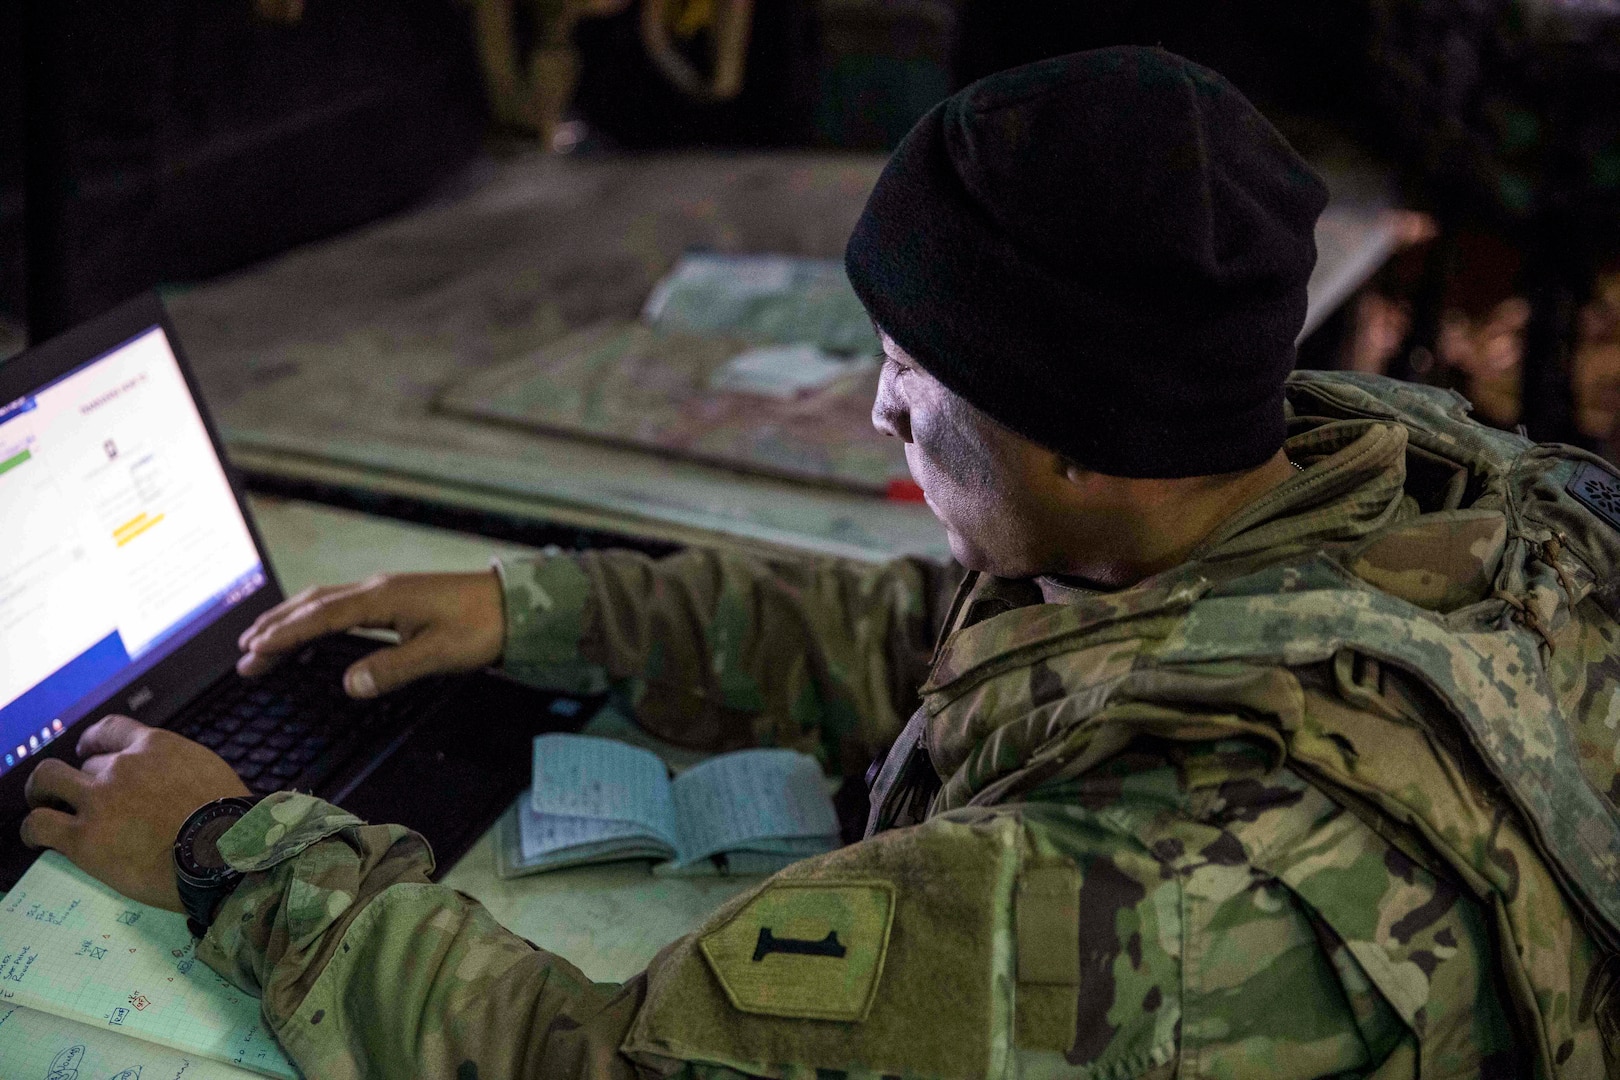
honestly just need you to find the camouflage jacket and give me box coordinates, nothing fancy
[198,373,1618,1078]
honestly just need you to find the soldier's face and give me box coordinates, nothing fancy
[872,334,1093,577]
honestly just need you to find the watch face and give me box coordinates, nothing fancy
[188,818,235,872]
[175,799,253,881]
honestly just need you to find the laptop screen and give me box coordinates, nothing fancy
[0,324,267,780]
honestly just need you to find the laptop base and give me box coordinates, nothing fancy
[0,644,595,891]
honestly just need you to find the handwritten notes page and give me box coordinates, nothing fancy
[0,853,296,1079]
[0,1003,261,1079]
[668,749,840,869]
[503,736,841,877]
[496,736,679,876]
[530,734,676,839]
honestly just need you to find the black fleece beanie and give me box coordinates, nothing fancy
[844,47,1329,478]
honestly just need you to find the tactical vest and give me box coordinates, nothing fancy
[868,370,1620,1059]
[1273,371,1620,952]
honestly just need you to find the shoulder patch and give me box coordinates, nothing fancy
[623,814,1022,1080]
[699,880,895,1022]
[1568,461,1620,532]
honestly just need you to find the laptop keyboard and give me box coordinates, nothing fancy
[170,642,427,796]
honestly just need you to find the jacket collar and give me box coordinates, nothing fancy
[922,418,1412,716]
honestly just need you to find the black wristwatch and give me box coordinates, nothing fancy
[174,795,261,938]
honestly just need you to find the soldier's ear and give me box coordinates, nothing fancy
[1058,458,1094,488]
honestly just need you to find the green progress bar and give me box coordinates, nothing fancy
[0,449,31,477]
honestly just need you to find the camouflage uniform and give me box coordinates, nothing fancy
[197,371,1620,1078]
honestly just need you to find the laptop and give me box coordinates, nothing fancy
[0,293,597,888]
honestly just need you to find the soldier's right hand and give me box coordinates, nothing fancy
[236,571,506,698]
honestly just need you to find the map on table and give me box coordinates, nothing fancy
[438,322,909,495]
[439,253,910,495]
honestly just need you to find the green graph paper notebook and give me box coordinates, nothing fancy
[0,852,296,1079]
[0,1004,266,1080]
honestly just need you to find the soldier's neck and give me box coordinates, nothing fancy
[1044,450,1298,591]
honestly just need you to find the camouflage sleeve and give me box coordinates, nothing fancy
[497,549,960,773]
[197,791,651,1080]
[625,744,1519,1079]
[196,751,1516,1080]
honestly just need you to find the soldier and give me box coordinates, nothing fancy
[18,47,1620,1078]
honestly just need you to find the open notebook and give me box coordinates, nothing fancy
[497,735,841,877]
[0,852,295,1079]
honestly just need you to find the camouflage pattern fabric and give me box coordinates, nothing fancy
[498,546,961,780]
[198,371,1620,1077]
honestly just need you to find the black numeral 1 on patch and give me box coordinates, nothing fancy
[752,927,848,962]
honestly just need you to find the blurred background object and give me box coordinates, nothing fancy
[0,0,25,360]
[8,0,1620,467]
[466,0,631,145]
[1358,0,1620,451]
[639,0,755,104]
[16,0,488,343]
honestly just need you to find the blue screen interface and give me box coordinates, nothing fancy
[0,327,267,778]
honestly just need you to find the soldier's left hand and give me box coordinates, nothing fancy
[19,715,250,912]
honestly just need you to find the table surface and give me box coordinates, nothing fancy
[170,149,1396,565]
[249,493,760,983]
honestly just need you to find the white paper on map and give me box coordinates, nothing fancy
[709,346,876,401]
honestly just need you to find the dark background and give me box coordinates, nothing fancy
[10,0,489,343]
[3,0,1388,348]
[7,1,1618,452]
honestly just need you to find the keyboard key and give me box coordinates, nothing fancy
[175,650,434,803]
